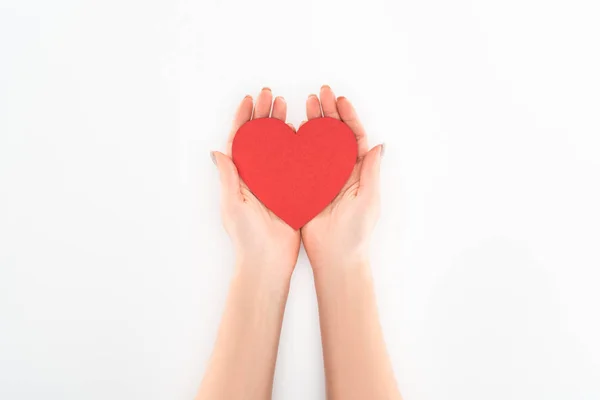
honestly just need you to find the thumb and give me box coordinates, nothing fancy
[358,144,384,197]
[212,151,241,201]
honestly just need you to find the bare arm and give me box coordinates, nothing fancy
[314,263,401,400]
[197,88,300,400]
[196,264,290,400]
[302,85,402,399]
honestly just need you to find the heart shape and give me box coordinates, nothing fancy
[232,117,358,230]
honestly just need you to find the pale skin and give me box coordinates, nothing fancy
[196,86,402,400]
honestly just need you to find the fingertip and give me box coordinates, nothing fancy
[240,95,253,108]
[271,96,287,120]
[212,150,227,166]
[336,96,351,112]
[254,88,273,119]
[273,96,286,108]
[212,150,229,163]
[234,96,254,126]
[306,94,322,119]
[320,86,333,96]
[213,151,239,180]
[320,85,340,119]
[237,94,253,110]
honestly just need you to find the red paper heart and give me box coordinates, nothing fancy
[232,117,358,230]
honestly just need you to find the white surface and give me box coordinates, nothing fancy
[1,0,600,399]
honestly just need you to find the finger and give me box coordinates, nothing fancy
[226,95,254,157]
[299,120,307,129]
[337,96,368,157]
[287,123,296,133]
[253,87,273,119]
[271,96,287,121]
[212,151,242,203]
[358,144,383,197]
[306,94,322,120]
[320,85,340,119]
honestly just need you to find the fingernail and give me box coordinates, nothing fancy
[244,94,252,100]
[210,151,217,166]
[323,85,335,98]
[262,87,271,92]
[309,94,318,99]
[380,143,386,158]
[277,96,285,102]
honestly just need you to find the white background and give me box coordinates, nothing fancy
[1,0,599,399]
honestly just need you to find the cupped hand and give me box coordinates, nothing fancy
[300,86,383,270]
[213,88,301,279]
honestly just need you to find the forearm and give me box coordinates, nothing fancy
[314,262,401,400]
[197,262,291,400]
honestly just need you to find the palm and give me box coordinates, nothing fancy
[305,158,362,222]
[239,182,299,254]
[221,88,301,270]
[299,87,380,266]
[302,160,368,258]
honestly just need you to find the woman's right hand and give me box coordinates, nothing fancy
[213,88,301,282]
